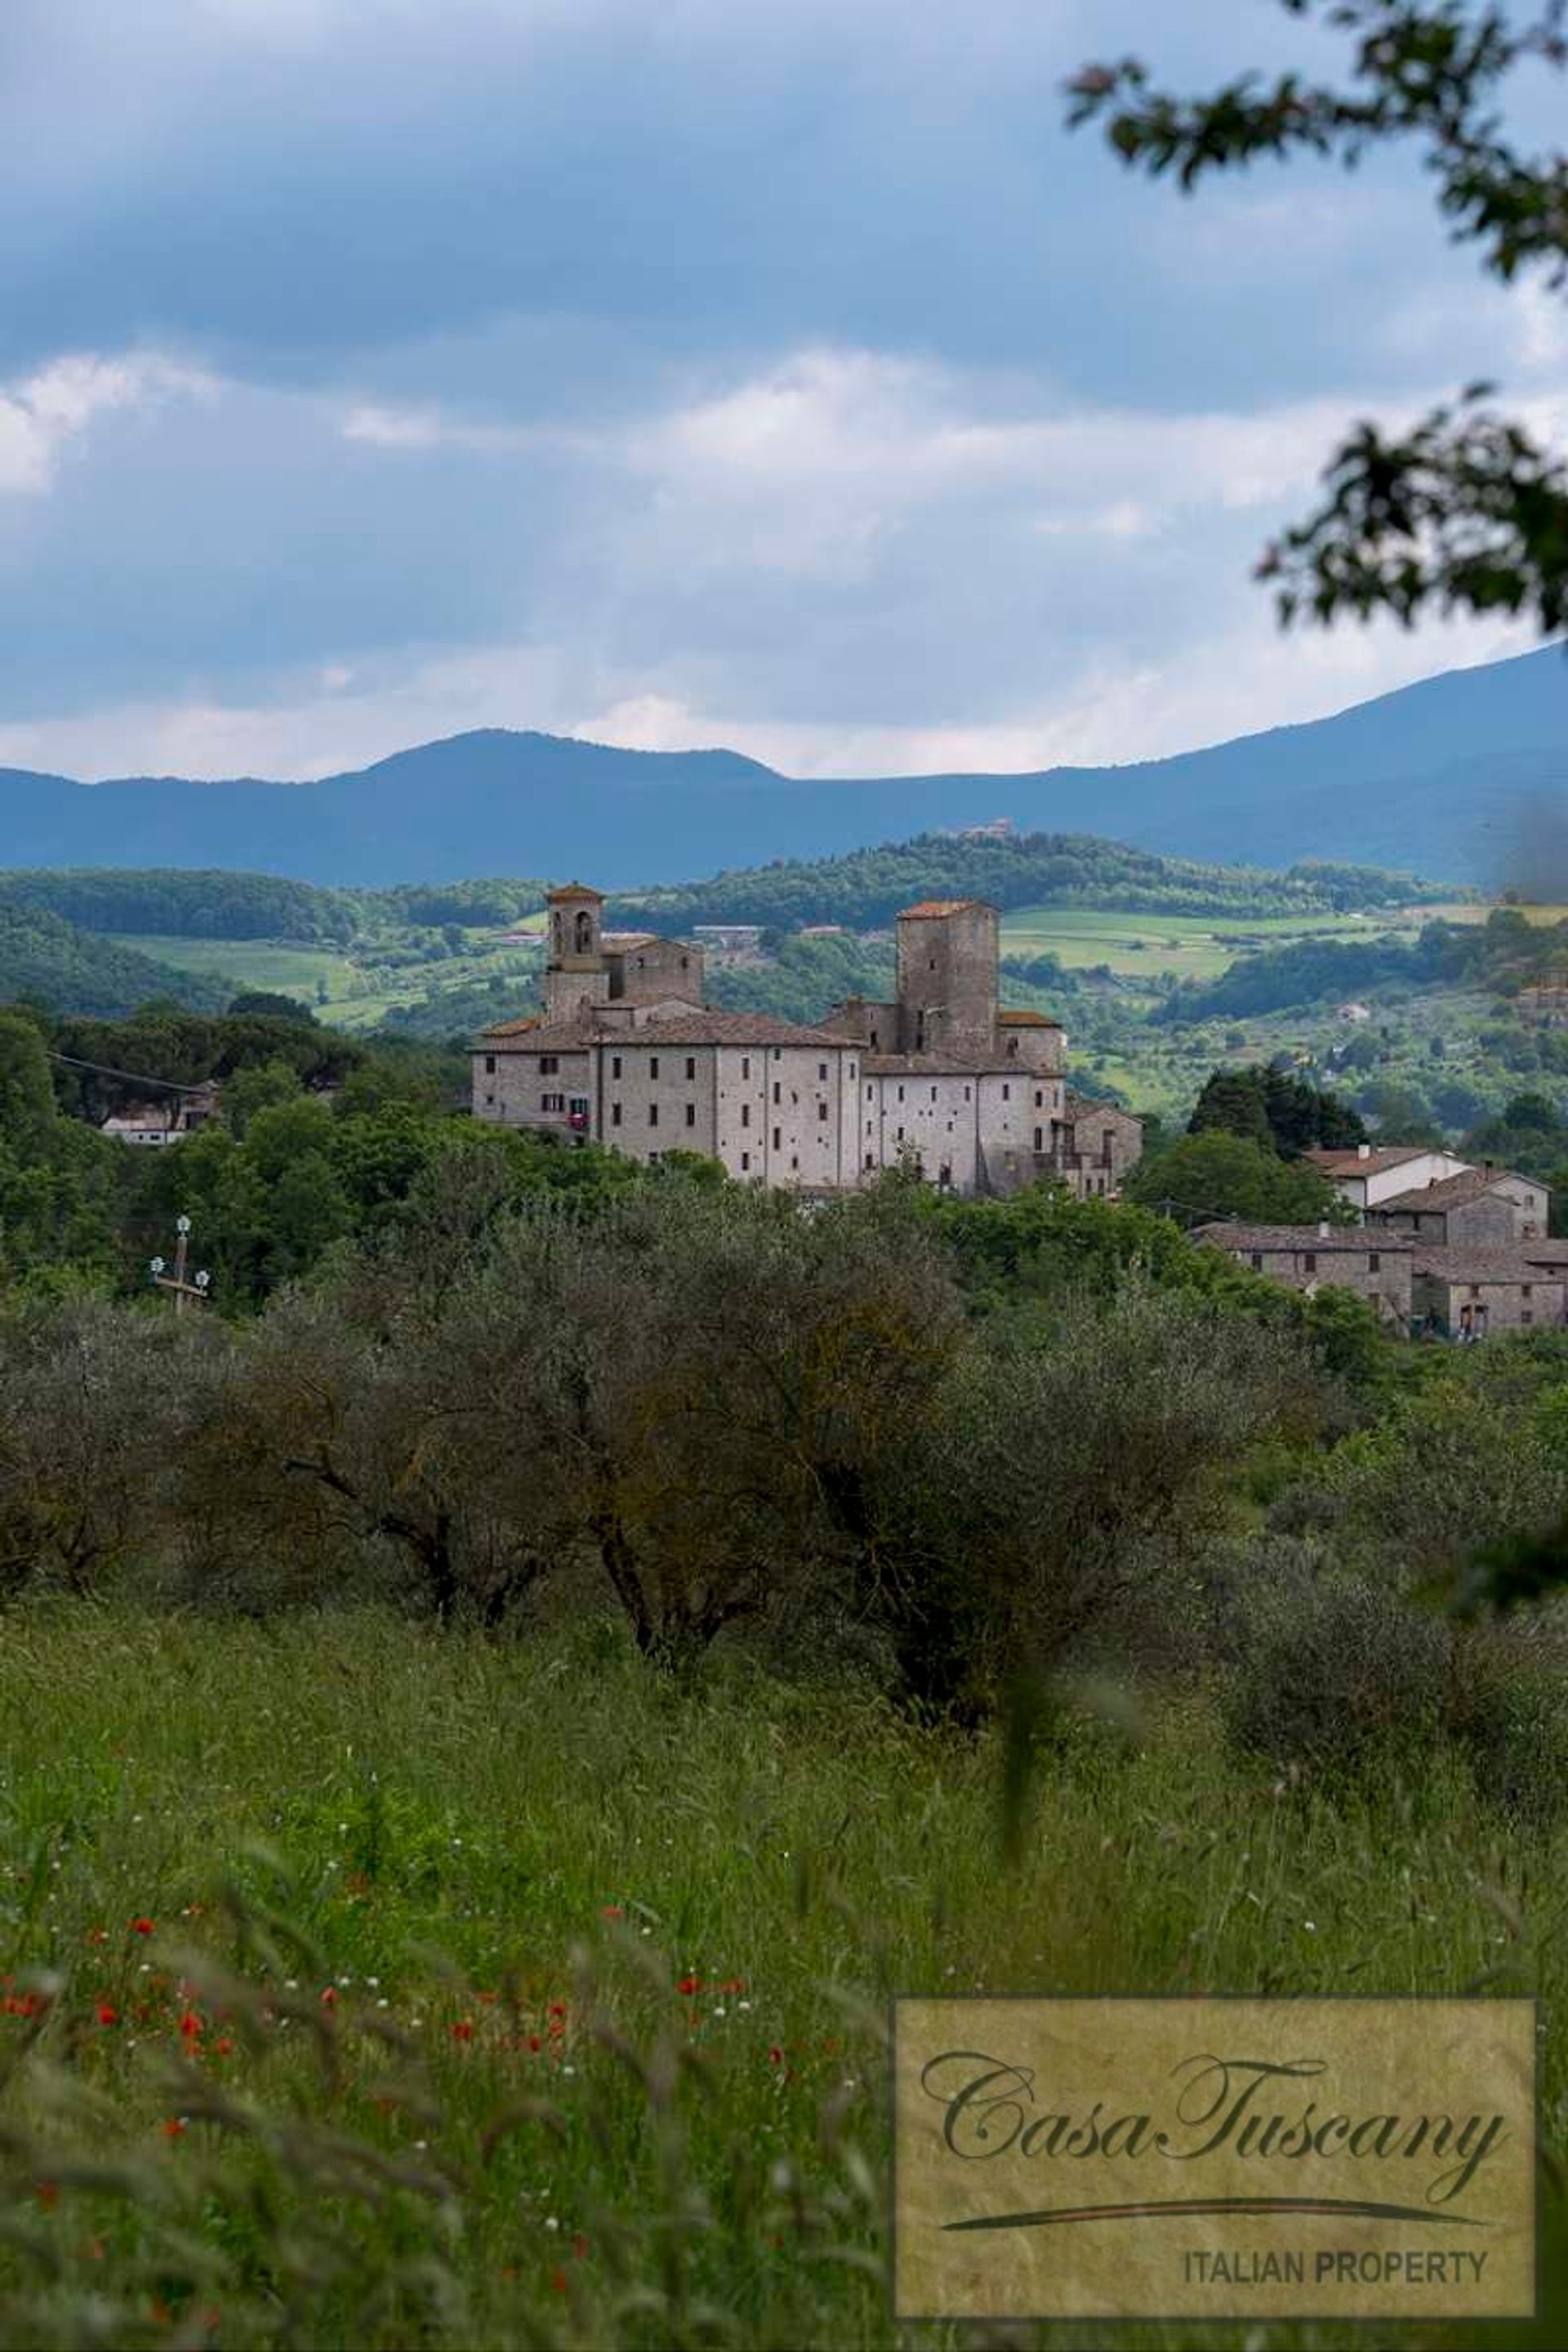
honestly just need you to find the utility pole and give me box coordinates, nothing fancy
[149,1214,212,1315]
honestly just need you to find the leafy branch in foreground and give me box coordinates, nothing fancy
[1067,2,1568,636]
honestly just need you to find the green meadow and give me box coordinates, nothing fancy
[1,1609,1562,2352]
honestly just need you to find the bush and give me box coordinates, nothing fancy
[1219,1563,1450,1785]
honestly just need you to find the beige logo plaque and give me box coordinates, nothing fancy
[893,1998,1536,2321]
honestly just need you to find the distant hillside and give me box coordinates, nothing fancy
[1,645,1565,884]
[0,898,228,1016]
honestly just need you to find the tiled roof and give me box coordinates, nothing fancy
[1196,1223,1410,1255]
[545,881,605,902]
[1412,1245,1568,1285]
[1062,1092,1139,1125]
[626,1011,850,1048]
[481,1014,544,1038]
[998,1009,1062,1027]
[477,1019,602,1051]
[1374,1166,1539,1214]
[897,898,991,918]
[1306,1145,1446,1177]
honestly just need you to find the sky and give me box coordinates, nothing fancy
[0,0,1564,785]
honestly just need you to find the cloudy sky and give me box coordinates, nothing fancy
[1,0,1563,783]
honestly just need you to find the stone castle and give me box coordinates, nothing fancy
[471,883,1141,1198]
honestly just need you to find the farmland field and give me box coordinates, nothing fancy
[998,903,1479,984]
[103,933,541,1032]
[2,1607,1565,2351]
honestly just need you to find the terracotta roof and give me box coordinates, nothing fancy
[1374,1166,1542,1215]
[1306,1145,1445,1177]
[1413,1245,1568,1286]
[626,1011,850,1049]
[545,881,606,902]
[480,1014,543,1038]
[897,898,992,918]
[1062,1092,1139,1124]
[998,1009,1062,1027]
[477,1020,601,1053]
[1196,1223,1411,1255]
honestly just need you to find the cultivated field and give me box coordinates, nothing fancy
[2,1609,1563,2350]
[997,905,1476,986]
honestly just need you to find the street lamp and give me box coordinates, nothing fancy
[150,1214,212,1313]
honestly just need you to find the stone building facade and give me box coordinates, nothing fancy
[1195,1223,1415,1329]
[1411,1246,1568,1337]
[1370,1165,1551,1246]
[472,884,1139,1200]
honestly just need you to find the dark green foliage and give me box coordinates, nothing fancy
[1126,1129,1349,1226]
[0,895,229,1015]
[615,831,1434,936]
[0,867,358,942]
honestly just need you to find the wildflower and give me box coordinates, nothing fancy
[571,2234,589,2260]
[550,2269,568,2293]
[160,2118,186,2140]
[86,1927,109,1946]
[36,2181,59,2212]
[601,1904,624,1921]
[130,1918,154,1937]
[178,2011,202,2041]
[320,1986,337,2008]
[527,2034,543,2053]
[214,2036,234,2057]
[96,2002,118,2027]
[768,2046,785,2066]
[449,2020,474,2042]
[544,2216,560,2232]
[677,1974,702,1996]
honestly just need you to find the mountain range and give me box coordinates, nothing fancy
[2,644,1565,888]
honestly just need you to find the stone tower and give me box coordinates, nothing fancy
[894,899,1000,1062]
[542,882,610,1022]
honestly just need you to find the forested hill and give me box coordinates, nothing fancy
[0,897,229,1016]
[1,643,1564,884]
[614,837,1440,933]
[0,868,547,943]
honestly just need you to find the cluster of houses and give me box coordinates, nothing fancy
[1199,1143,1564,1338]
[471,883,1143,1200]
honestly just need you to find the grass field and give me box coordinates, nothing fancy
[2,1607,1563,2350]
[104,934,541,1033]
[998,906,1475,986]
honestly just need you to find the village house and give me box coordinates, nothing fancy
[1370,1164,1552,1247]
[472,883,1140,1200]
[1304,1142,1476,1216]
[100,1079,220,1147]
[1411,1245,1568,1339]
[1193,1222,1414,1330]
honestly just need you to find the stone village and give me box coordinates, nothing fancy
[466,882,1560,1335]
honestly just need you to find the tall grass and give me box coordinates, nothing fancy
[0,1606,1562,2350]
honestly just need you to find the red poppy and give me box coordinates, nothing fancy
[130,1918,154,1937]
[768,2046,785,2066]
[550,2269,568,2294]
[214,2036,234,2056]
[601,1904,624,1920]
[527,2034,542,2053]
[96,2002,118,2027]
[449,2020,474,2042]
[319,1987,337,2008]
[677,1975,702,1996]
[179,2011,202,2041]
[160,2118,186,2140]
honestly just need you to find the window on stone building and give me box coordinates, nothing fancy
[541,1093,565,1112]
[1369,1252,1381,1272]
[817,1102,828,1120]
[864,1084,871,1102]
[685,1104,696,1128]
[1303,1252,1317,1272]
[897,1125,905,1142]
[1034,1089,1042,1107]
[865,1152,875,1170]
[648,1103,659,1127]
[1523,1309,1535,1325]
[649,1057,660,1079]
[930,1085,938,1101]
[1034,1127,1043,1152]
[1523,1283,1534,1298]
[773,1127,782,1151]
[612,1103,621,1127]
[964,1085,970,1101]
[685,1058,696,1080]
[484,1054,496,1074]
[742,1057,751,1080]
[818,1062,828,1081]
[1251,1253,1263,1271]
[742,1103,751,1128]
[1002,1082,1010,1100]
[897,1085,905,1102]
[791,1155,800,1171]
[612,1055,621,1079]
[539,1055,559,1075]
[484,1092,494,1106]
[775,1081,782,1104]
[741,1151,751,1171]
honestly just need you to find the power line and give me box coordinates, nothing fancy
[46,1049,208,1098]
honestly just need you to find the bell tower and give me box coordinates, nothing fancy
[542,881,609,1022]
